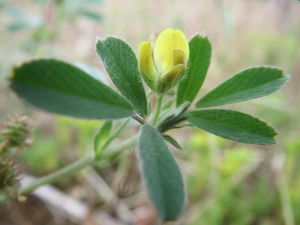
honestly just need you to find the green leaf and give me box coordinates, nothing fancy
[189,109,277,144]
[94,121,112,157]
[196,67,289,108]
[163,135,182,150]
[176,35,211,106]
[139,124,185,221]
[97,37,148,116]
[10,59,133,119]
[75,62,107,84]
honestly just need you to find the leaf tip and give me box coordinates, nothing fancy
[190,32,209,40]
[96,35,103,42]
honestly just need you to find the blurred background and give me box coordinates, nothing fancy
[0,0,299,224]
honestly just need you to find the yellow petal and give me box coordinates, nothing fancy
[154,28,189,74]
[173,49,186,65]
[138,41,158,89]
[157,64,185,92]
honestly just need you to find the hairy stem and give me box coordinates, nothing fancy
[105,135,138,160]
[20,128,139,195]
[153,94,164,125]
[102,118,130,150]
[20,154,94,194]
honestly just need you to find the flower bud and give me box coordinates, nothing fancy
[138,28,189,93]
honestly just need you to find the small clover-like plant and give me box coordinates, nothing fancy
[10,28,289,222]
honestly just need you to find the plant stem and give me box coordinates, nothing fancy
[132,114,145,125]
[153,94,164,125]
[20,122,138,195]
[93,135,139,168]
[102,118,130,150]
[20,154,94,194]
[105,134,139,160]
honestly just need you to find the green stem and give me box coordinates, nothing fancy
[153,94,164,125]
[102,118,130,150]
[93,135,139,168]
[105,134,139,160]
[131,114,145,125]
[20,120,137,195]
[20,154,94,194]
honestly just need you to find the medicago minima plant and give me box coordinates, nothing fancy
[10,28,289,221]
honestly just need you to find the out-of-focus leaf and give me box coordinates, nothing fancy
[78,9,102,21]
[5,7,40,32]
[6,22,28,32]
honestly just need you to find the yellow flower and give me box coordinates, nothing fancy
[138,28,189,92]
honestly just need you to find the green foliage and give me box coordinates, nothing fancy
[190,181,279,225]
[139,124,185,221]
[97,37,148,116]
[185,132,282,225]
[163,134,183,150]
[177,35,211,106]
[189,109,277,144]
[94,121,112,157]
[196,67,288,108]
[10,59,133,119]
[9,29,290,222]
[19,117,99,176]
